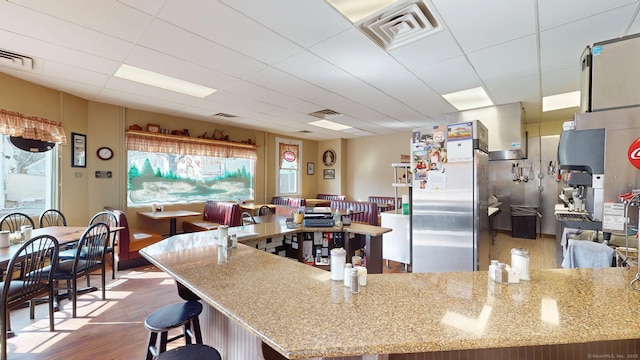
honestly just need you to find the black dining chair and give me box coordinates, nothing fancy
[258,205,272,216]
[42,222,110,318]
[0,212,35,233]
[59,211,119,279]
[1,235,59,360]
[38,209,67,228]
[241,211,256,225]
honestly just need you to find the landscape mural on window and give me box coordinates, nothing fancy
[127,151,254,206]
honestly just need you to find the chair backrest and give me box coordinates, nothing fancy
[71,222,110,274]
[316,194,346,201]
[39,209,67,227]
[329,200,379,226]
[270,197,306,207]
[0,212,35,232]
[2,234,59,308]
[89,211,118,247]
[241,211,256,225]
[257,205,272,216]
[203,201,241,227]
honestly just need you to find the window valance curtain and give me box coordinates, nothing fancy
[0,108,67,144]
[126,130,257,160]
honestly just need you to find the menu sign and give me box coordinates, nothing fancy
[602,202,625,231]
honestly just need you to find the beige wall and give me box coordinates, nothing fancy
[0,72,571,234]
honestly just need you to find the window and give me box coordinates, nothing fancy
[125,131,256,206]
[127,151,254,206]
[276,137,301,195]
[0,135,56,216]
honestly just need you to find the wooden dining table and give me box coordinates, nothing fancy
[137,210,201,236]
[0,226,88,268]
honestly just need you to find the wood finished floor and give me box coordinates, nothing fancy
[8,233,557,359]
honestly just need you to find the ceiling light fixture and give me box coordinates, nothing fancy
[309,120,352,131]
[442,86,493,111]
[114,64,216,98]
[542,91,580,112]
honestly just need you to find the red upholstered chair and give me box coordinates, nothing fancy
[182,201,241,233]
[104,207,163,271]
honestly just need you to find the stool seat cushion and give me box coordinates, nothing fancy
[144,301,203,332]
[156,344,221,360]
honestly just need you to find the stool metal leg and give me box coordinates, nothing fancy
[159,331,168,354]
[146,331,158,360]
[192,317,203,344]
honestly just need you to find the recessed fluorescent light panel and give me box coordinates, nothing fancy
[442,87,493,111]
[542,91,580,112]
[327,0,398,23]
[309,120,352,131]
[114,64,216,98]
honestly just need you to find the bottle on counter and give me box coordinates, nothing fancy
[489,260,499,281]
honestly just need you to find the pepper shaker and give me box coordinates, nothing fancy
[350,268,360,294]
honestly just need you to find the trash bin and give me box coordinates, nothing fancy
[510,205,538,239]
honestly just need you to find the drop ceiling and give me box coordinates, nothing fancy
[0,0,638,141]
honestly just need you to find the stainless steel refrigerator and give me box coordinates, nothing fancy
[411,120,490,273]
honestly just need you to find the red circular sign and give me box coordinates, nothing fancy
[283,151,296,162]
[628,138,640,169]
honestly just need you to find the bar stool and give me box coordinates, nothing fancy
[144,300,204,360]
[155,344,221,360]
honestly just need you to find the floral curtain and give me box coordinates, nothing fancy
[0,108,67,144]
[126,130,257,160]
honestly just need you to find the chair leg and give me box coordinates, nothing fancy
[1,306,7,360]
[101,264,106,300]
[48,285,55,331]
[111,252,116,280]
[159,331,168,354]
[30,299,35,319]
[184,322,192,345]
[72,276,77,318]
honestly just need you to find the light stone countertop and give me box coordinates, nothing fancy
[140,229,640,359]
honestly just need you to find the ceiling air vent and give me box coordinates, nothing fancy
[297,130,313,134]
[212,113,238,118]
[0,49,34,71]
[308,109,342,119]
[359,0,441,50]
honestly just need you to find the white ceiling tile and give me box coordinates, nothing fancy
[105,77,201,106]
[138,20,266,79]
[158,0,301,64]
[246,67,330,100]
[0,2,134,61]
[539,5,637,73]
[537,0,638,30]
[220,0,352,48]
[468,35,539,82]
[8,0,153,42]
[273,51,362,93]
[117,0,166,16]
[42,62,109,88]
[124,46,239,91]
[224,81,303,108]
[541,66,581,96]
[432,0,536,53]
[310,28,403,81]
[485,75,540,105]
[413,56,482,94]
[98,88,187,113]
[389,28,463,70]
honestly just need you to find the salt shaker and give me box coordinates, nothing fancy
[343,263,353,287]
[350,268,360,294]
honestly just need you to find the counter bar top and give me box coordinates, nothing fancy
[140,230,640,359]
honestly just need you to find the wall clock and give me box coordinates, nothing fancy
[322,149,336,167]
[97,147,113,160]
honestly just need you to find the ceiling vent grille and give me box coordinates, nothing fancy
[0,49,34,71]
[308,109,342,119]
[359,0,441,50]
[297,130,313,134]
[212,112,238,118]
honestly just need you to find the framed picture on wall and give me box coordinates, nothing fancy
[307,162,314,175]
[71,132,86,168]
[323,169,335,180]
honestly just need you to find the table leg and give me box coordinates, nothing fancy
[364,234,383,274]
[169,219,177,236]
